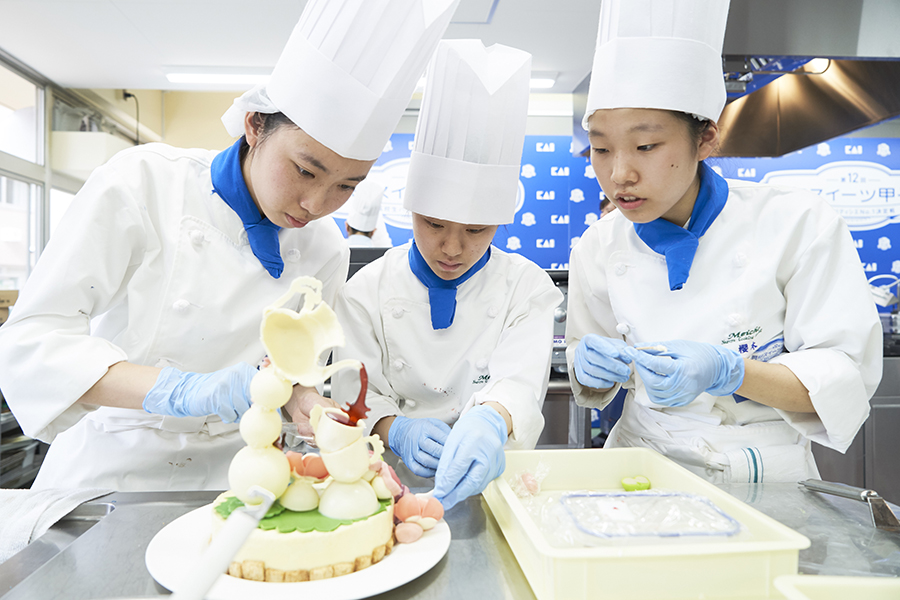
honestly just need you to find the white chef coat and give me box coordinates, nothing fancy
[347,234,375,247]
[0,143,349,491]
[566,178,882,483]
[332,244,563,451]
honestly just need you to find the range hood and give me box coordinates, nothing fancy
[573,0,900,158]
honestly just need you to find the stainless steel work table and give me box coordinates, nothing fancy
[2,483,898,599]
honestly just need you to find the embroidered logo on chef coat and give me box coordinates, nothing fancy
[472,374,491,385]
[721,326,762,345]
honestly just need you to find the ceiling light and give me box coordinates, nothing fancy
[530,78,556,89]
[165,73,271,85]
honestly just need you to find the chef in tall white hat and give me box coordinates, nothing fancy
[333,39,563,507]
[0,0,461,491]
[567,0,881,483]
[345,175,387,247]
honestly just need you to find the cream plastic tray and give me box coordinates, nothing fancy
[482,448,810,600]
[775,575,900,599]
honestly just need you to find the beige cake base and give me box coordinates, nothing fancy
[226,535,394,582]
[211,493,395,582]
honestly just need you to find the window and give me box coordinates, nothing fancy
[49,188,75,237]
[0,175,41,288]
[0,62,40,164]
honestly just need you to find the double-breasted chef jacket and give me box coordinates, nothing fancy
[566,178,883,483]
[0,143,349,490]
[332,244,564,451]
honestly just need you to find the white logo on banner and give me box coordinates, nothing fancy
[506,236,522,251]
[521,212,536,226]
[570,236,581,248]
[521,164,536,178]
[878,236,892,251]
[893,260,900,274]
[878,143,891,158]
[570,189,585,203]
[585,213,599,226]
[816,143,831,157]
[584,165,595,179]
[761,161,900,231]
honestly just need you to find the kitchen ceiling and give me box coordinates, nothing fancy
[0,0,602,93]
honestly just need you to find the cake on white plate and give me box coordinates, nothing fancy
[210,277,442,583]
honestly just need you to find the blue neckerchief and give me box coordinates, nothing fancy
[633,161,729,291]
[408,242,491,330]
[210,138,283,278]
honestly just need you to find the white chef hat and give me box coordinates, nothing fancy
[583,0,730,128]
[221,0,461,161]
[346,175,386,232]
[403,39,531,225]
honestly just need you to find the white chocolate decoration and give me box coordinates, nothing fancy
[310,405,366,453]
[279,480,321,512]
[319,479,381,520]
[228,446,291,504]
[260,277,362,386]
[249,366,293,410]
[239,405,283,448]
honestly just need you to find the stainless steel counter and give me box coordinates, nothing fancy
[1,482,898,599]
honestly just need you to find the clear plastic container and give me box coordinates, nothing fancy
[482,447,810,600]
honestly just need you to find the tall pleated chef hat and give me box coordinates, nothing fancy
[221,0,461,161]
[583,0,730,128]
[346,175,386,232]
[403,39,531,225]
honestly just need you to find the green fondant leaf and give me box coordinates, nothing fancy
[214,496,391,534]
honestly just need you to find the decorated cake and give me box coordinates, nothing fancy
[211,277,442,582]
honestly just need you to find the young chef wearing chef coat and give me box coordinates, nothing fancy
[0,0,460,491]
[332,40,564,509]
[345,176,387,248]
[566,0,882,483]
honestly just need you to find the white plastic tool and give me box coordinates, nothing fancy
[169,486,276,600]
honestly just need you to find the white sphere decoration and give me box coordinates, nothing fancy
[228,446,291,504]
[239,405,282,448]
[280,480,320,512]
[250,367,293,410]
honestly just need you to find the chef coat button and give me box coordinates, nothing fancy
[285,248,301,262]
[392,307,404,319]
[726,313,742,327]
[189,230,206,246]
[615,263,627,276]
[733,253,748,268]
[392,359,404,371]
[476,358,488,370]
[488,306,499,318]
[615,323,630,335]
[172,299,190,312]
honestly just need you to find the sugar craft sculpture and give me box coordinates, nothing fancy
[217,276,442,582]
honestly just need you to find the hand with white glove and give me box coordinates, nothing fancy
[433,405,508,510]
[627,340,745,407]
[142,363,256,423]
[388,416,451,478]
[573,334,633,389]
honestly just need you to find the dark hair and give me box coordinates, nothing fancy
[671,111,712,143]
[240,112,298,157]
[346,223,374,237]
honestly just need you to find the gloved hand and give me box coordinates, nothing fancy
[573,334,632,389]
[388,416,451,478]
[627,340,745,407]
[143,363,256,423]
[433,405,508,510]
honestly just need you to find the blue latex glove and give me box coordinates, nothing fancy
[627,340,745,407]
[142,363,256,423]
[433,405,508,510]
[388,416,451,478]
[573,334,632,389]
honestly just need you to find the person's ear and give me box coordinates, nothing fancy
[244,112,262,148]
[697,121,719,161]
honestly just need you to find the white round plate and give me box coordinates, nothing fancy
[145,504,450,600]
